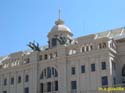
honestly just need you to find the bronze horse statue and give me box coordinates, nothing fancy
[27,41,41,51]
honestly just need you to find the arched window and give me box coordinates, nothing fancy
[90,45,93,50]
[122,65,125,77]
[40,67,58,79]
[81,47,85,52]
[40,67,58,92]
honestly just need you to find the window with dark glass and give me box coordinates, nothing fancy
[52,38,57,47]
[55,81,58,91]
[113,77,116,85]
[52,67,54,76]
[86,46,89,51]
[122,80,125,83]
[102,62,106,70]
[52,67,58,77]
[24,58,30,64]
[90,45,93,50]
[40,67,58,79]
[10,77,14,85]
[71,67,76,75]
[81,65,85,73]
[25,75,29,82]
[122,65,125,77]
[18,76,21,83]
[82,47,85,52]
[40,83,43,93]
[4,78,7,86]
[26,58,30,63]
[24,87,29,93]
[47,82,51,92]
[44,54,48,60]
[91,63,96,72]
[3,91,7,93]
[47,67,51,78]
[71,81,77,90]
[55,69,58,77]
[39,67,58,92]
[44,69,47,77]
[102,43,106,48]
[101,76,108,86]
[40,72,43,79]
[39,55,42,61]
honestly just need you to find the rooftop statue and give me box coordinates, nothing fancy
[27,41,41,51]
[54,34,69,45]
[54,34,77,46]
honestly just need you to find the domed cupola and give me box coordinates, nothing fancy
[48,19,73,36]
[48,12,73,48]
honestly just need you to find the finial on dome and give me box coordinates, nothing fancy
[55,9,64,25]
[58,9,61,19]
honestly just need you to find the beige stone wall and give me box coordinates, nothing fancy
[0,28,125,93]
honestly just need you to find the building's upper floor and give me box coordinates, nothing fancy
[0,17,125,70]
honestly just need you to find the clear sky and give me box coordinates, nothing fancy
[0,0,125,56]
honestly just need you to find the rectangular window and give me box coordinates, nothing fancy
[55,81,58,91]
[18,76,21,83]
[52,38,57,47]
[86,46,89,51]
[71,81,77,90]
[102,62,106,70]
[40,83,43,93]
[122,80,125,83]
[91,63,95,72]
[90,45,93,50]
[10,77,14,85]
[82,47,85,52]
[3,91,7,93]
[44,54,48,60]
[81,65,85,73]
[113,77,116,85]
[71,67,76,75]
[47,82,51,92]
[4,78,7,86]
[25,75,29,82]
[24,87,29,93]
[24,58,30,64]
[39,55,42,61]
[101,76,108,86]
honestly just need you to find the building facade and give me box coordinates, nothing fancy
[0,18,125,93]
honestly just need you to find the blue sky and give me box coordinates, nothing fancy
[0,0,125,56]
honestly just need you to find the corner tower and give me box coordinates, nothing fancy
[48,12,73,48]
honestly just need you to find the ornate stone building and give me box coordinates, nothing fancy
[0,17,125,93]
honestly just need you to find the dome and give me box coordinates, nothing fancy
[51,24,71,33]
[50,19,72,33]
